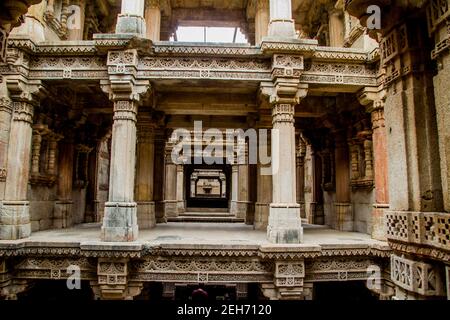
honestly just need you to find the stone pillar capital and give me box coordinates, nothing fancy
[269,82,308,106]
[101,78,151,104]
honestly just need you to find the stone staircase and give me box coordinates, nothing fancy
[167,208,245,223]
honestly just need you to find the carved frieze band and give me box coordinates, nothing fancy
[29,56,107,80]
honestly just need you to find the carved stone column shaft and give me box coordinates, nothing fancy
[0,101,34,240]
[101,100,139,242]
[268,103,303,243]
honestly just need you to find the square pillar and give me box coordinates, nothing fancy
[145,0,161,41]
[255,0,269,45]
[334,130,353,231]
[116,0,146,36]
[267,103,303,243]
[163,141,178,218]
[176,165,185,214]
[101,100,139,242]
[135,116,156,229]
[54,140,74,229]
[268,0,296,38]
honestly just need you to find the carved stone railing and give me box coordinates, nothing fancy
[386,211,450,251]
[391,254,444,297]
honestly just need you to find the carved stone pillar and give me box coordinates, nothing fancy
[296,135,306,219]
[145,0,161,41]
[255,135,272,230]
[116,0,146,36]
[230,165,239,215]
[382,22,443,214]
[230,142,250,219]
[334,130,352,231]
[0,101,34,239]
[101,100,139,242]
[370,102,388,239]
[135,116,156,229]
[359,88,390,240]
[54,140,74,229]
[176,165,185,214]
[310,148,324,225]
[268,103,303,243]
[163,141,178,218]
[328,8,345,47]
[154,135,166,223]
[268,0,296,38]
[255,0,269,45]
[0,97,12,200]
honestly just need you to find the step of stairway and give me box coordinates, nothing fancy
[167,215,245,223]
[181,211,235,217]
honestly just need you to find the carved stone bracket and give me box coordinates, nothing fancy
[92,258,143,300]
[273,260,305,299]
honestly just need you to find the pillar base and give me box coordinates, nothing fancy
[115,14,146,36]
[230,201,248,219]
[335,203,353,231]
[267,204,303,244]
[254,203,270,230]
[137,201,155,229]
[0,201,31,240]
[53,201,73,229]
[268,19,297,39]
[177,200,186,214]
[163,200,178,218]
[101,202,138,242]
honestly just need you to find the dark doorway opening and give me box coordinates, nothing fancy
[185,160,231,210]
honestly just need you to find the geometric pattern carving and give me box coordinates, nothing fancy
[305,258,373,282]
[386,211,450,251]
[391,254,444,296]
[131,258,273,284]
[98,259,128,285]
[274,261,304,288]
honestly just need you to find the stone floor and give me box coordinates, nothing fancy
[0,222,387,248]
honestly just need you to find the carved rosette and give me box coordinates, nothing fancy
[272,103,295,124]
